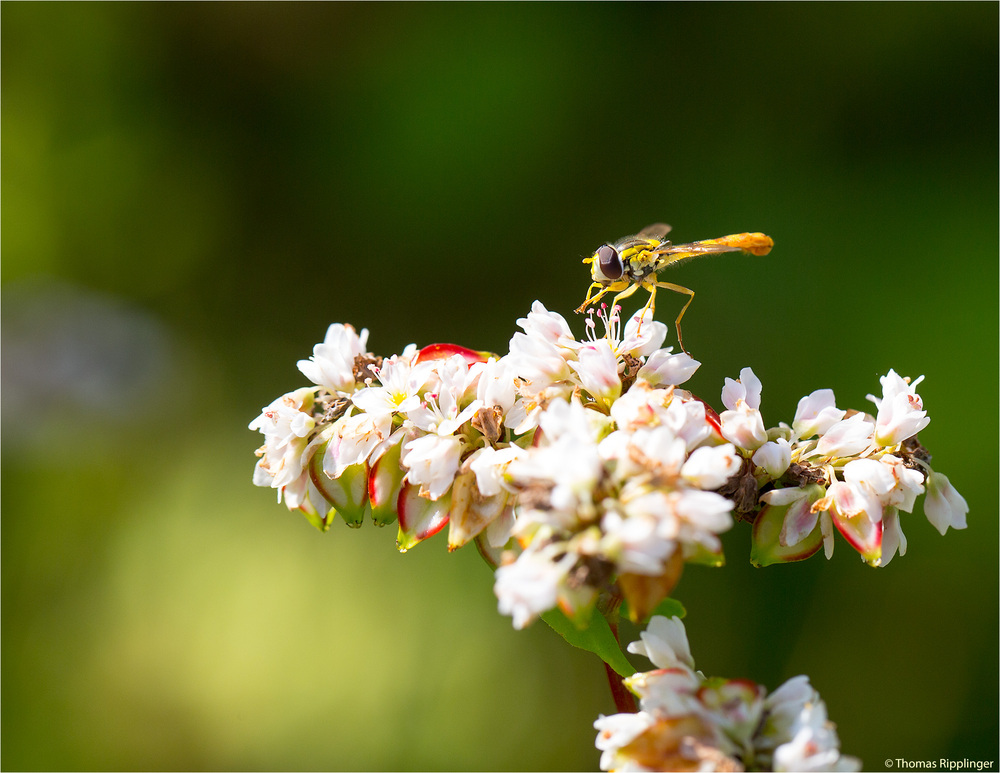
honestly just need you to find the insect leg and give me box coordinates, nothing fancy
[609,281,642,312]
[651,279,695,354]
[576,282,612,314]
[607,282,652,335]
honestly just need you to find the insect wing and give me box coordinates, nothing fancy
[651,240,742,268]
[636,223,672,240]
[651,233,773,267]
[611,224,674,252]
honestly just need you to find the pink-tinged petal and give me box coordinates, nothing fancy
[751,498,823,567]
[396,483,451,551]
[830,506,883,565]
[309,447,370,527]
[780,489,822,547]
[368,441,404,527]
[415,343,493,364]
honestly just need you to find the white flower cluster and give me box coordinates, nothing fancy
[250,303,728,624]
[495,362,740,629]
[594,615,860,772]
[720,368,969,568]
[250,301,968,632]
[250,318,519,547]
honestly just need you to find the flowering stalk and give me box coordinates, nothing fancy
[249,295,968,771]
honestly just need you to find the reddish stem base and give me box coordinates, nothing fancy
[604,662,638,714]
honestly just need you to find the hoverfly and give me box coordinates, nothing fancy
[575,223,774,352]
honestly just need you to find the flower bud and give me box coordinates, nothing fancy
[826,481,883,565]
[396,482,451,552]
[752,438,792,480]
[415,343,493,364]
[310,441,371,527]
[447,470,510,551]
[368,441,404,527]
[751,486,825,567]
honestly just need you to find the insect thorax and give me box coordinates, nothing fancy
[622,246,661,283]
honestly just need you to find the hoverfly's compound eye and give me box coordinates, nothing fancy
[596,244,623,281]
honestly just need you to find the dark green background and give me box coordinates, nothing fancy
[3,3,997,770]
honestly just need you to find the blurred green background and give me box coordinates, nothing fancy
[3,3,997,770]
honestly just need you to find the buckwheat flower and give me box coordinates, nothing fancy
[608,380,673,431]
[325,410,393,478]
[401,363,482,502]
[296,322,370,394]
[494,542,576,630]
[424,353,484,417]
[719,367,767,451]
[600,508,677,575]
[407,358,482,439]
[792,389,845,440]
[624,668,705,718]
[813,412,875,459]
[468,445,524,497]
[822,480,882,563]
[867,370,929,446]
[474,355,517,418]
[760,675,813,736]
[757,676,859,772]
[671,489,735,550]
[841,458,897,501]
[636,348,701,387]
[752,438,792,480]
[682,443,742,490]
[626,424,690,477]
[508,398,607,514]
[662,395,719,451]
[722,367,763,412]
[871,455,925,513]
[720,401,768,451]
[923,470,969,535]
[249,386,318,496]
[700,679,767,756]
[615,306,669,358]
[570,337,622,405]
[517,299,576,347]
[627,614,695,672]
[593,712,657,772]
[350,353,434,419]
[504,382,576,436]
[772,704,859,772]
[507,302,576,384]
[402,433,469,501]
[827,478,883,524]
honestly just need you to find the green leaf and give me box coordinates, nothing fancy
[621,596,687,623]
[540,607,635,677]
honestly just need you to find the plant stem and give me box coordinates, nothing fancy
[600,596,637,713]
[603,661,637,713]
